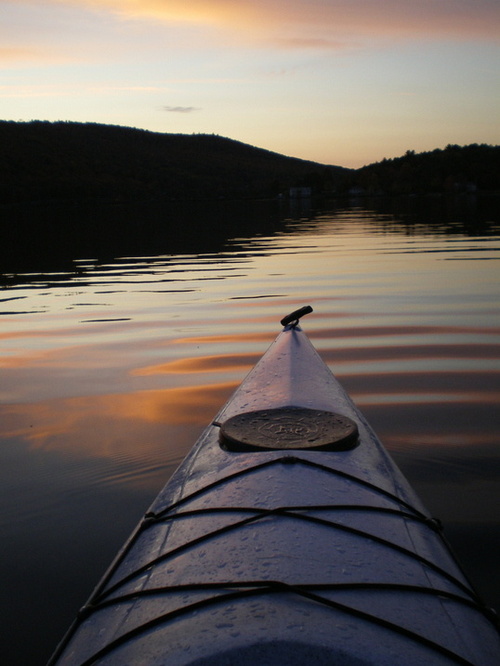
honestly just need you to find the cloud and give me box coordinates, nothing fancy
[50,0,500,45]
[3,0,498,73]
[275,38,351,51]
[163,105,201,113]
[0,47,39,63]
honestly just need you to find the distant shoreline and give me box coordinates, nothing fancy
[1,121,499,206]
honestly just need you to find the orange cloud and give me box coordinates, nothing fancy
[0,47,39,63]
[58,0,500,44]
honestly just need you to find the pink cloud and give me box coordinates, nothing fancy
[67,0,500,44]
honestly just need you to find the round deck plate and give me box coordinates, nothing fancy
[219,407,359,452]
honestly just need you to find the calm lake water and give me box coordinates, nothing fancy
[1,197,499,664]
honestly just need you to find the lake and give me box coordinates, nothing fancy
[1,196,499,665]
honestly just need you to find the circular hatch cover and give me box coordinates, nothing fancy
[219,407,359,452]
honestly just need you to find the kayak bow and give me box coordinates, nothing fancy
[48,307,499,665]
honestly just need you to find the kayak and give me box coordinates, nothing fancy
[48,306,499,665]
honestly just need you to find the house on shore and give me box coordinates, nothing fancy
[289,186,312,199]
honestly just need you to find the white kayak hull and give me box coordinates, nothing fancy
[48,318,500,665]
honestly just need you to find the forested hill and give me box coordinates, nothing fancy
[0,121,346,204]
[1,121,499,205]
[352,144,500,195]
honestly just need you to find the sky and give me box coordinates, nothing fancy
[1,0,499,168]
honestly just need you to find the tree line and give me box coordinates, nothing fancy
[0,121,498,206]
[350,144,500,195]
[0,121,344,204]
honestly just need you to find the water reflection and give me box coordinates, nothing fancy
[135,354,260,376]
[0,199,499,665]
[1,383,237,461]
[2,195,499,283]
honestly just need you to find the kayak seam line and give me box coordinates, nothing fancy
[86,455,428,606]
[72,584,479,666]
[83,582,497,624]
[152,455,429,521]
[94,511,269,601]
[147,504,440,530]
[95,507,477,605]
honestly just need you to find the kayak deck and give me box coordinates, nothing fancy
[48,315,500,665]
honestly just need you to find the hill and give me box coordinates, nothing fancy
[350,144,500,196]
[1,121,498,205]
[0,121,346,204]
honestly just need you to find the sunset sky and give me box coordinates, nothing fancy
[2,0,499,167]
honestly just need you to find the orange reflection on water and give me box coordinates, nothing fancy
[0,344,119,370]
[1,382,237,458]
[134,353,258,375]
[356,392,500,465]
[312,325,500,340]
[171,331,273,346]
[340,370,500,399]
[322,344,500,364]
[0,326,81,342]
